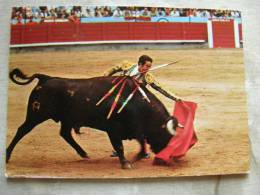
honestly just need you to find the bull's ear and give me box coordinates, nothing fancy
[172,117,178,130]
[166,116,178,129]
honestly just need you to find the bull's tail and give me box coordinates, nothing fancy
[9,68,50,85]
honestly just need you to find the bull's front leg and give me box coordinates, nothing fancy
[133,136,150,162]
[107,132,132,169]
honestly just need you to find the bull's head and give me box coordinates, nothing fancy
[165,116,178,136]
[145,116,180,155]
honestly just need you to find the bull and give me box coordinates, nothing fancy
[6,68,178,169]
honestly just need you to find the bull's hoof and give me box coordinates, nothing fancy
[6,151,10,163]
[82,155,90,160]
[153,158,168,166]
[143,153,150,159]
[133,152,150,162]
[6,157,10,164]
[79,151,89,159]
[121,161,133,169]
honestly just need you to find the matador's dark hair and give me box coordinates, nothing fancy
[138,55,153,66]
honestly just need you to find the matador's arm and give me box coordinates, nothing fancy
[144,73,181,101]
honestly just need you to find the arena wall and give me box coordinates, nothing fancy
[10,20,243,49]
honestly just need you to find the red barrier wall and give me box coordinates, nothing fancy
[212,20,235,48]
[10,22,208,45]
[239,23,242,41]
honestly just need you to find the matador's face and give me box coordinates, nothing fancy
[138,61,152,74]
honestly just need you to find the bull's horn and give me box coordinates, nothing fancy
[178,123,184,128]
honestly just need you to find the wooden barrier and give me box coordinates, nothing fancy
[212,20,235,48]
[11,21,243,48]
[239,23,243,41]
[10,22,208,45]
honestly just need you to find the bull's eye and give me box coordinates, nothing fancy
[166,119,176,136]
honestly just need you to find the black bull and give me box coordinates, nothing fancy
[7,68,178,169]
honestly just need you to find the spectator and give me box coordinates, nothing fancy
[215,10,223,18]
[26,6,33,19]
[132,7,141,17]
[150,7,157,17]
[186,9,194,17]
[73,6,82,18]
[211,10,217,18]
[112,7,123,17]
[231,10,240,18]
[68,11,80,23]
[88,8,95,17]
[103,6,112,17]
[141,7,150,17]
[81,7,93,17]
[123,7,132,17]
[32,6,40,19]
[11,7,17,19]
[10,6,242,24]
[201,9,211,18]
[88,7,96,17]
[40,8,49,18]
[165,8,171,16]
[170,8,180,17]
[55,6,63,18]
[192,9,198,17]
[95,7,103,17]
[75,10,81,18]
[157,8,165,17]
[21,7,27,19]
[195,9,202,17]
[81,6,92,17]
[49,8,57,19]
[81,6,87,17]
[179,8,186,17]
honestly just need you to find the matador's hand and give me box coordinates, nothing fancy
[174,97,182,102]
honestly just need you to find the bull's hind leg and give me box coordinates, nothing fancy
[60,123,89,159]
[107,132,132,169]
[6,120,40,163]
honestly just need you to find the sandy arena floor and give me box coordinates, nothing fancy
[6,49,249,178]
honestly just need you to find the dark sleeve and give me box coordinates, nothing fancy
[150,83,178,101]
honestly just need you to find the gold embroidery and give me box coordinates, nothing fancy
[144,73,155,84]
[121,61,134,70]
[104,65,121,76]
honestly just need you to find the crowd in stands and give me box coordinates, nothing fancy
[11,6,241,23]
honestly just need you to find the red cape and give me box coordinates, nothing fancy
[155,101,198,163]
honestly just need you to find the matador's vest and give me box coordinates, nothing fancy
[104,61,179,101]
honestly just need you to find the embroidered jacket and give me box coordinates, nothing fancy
[104,61,180,101]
